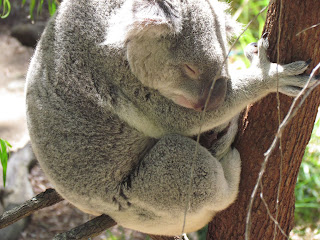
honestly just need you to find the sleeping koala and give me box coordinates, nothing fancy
[25,0,314,236]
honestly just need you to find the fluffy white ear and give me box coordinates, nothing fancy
[213,0,243,39]
[225,14,243,39]
[102,0,182,47]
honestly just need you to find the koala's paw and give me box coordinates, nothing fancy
[112,185,132,211]
[219,148,241,190]
[258,32,269,51]
[245,33,269,64]
[244,42,258,62]
[257,33,269,62]
[279,59,311,76]
[270,59,317,96]
[253,33,317,97]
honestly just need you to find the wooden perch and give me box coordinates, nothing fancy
[53,214,116,240]
[150,234,188,240]
[0,188,177,240]
[53,215,180,240]
[0,188,63,229]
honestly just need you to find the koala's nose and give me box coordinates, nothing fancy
[204,78,227,112]
[193,102,206,112]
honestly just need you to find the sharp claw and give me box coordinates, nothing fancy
[262,32,269,39]
[248,42,258,48]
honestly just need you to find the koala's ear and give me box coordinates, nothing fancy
[102,0,182,47]
[214,1,243,40]
[225,14,243,40]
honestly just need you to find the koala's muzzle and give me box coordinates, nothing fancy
[194,78,227,112]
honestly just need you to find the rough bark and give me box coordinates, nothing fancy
[207,0,320,239]
[53,215,117,240]
[149,235,181,240]
[0,189,63,229]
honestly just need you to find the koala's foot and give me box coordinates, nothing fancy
[209,115,239,160]
[212,147,241,210]
[273,58,316,96]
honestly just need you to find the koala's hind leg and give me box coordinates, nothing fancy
[113,134,241,235]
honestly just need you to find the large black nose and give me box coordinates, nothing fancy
[193,104,205,112]
[205,78,227,111]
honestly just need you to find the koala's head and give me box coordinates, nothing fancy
[104,0,240,112]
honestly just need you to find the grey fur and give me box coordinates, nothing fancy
[25,0,315,236]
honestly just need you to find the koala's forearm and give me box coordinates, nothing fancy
[225,70,268,110]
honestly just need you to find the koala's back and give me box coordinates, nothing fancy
[26,0,153,214]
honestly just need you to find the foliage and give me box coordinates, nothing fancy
[196,225,208,240]
[0,139,12,187]
[0,0,11,18]
[228,0,269,67]
[0,0,58,19]
[295,112,320,226]
[230,0,269,47]
[105,230,121,240]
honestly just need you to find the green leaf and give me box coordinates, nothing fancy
[295,203,320,209]
[48,0,57,16]
[29,0,36,20]
[2,139,12,148]
[0,139,11,188]
[37,0,44,16]
[1,0,11,19]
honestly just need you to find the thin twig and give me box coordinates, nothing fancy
[296,22,320,36]
[259,182,289,239]
[150,235,182,240]
[232,0,250,21]
[182,0,271,235]
[275,62,320,129]
[0,188,63,229]
[273,0,285,239]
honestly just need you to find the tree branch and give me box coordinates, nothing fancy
[52,214,178,240]
[149,235,182,240]
[0,188,63,229]
[53,214,116,240]
[0,188,177,240]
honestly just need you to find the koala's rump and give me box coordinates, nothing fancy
[26,83,151,213]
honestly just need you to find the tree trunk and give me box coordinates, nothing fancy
[207,0,320,239]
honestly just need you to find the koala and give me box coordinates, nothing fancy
[25,0,315,236]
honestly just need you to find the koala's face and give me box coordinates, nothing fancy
[106,0,238,111]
